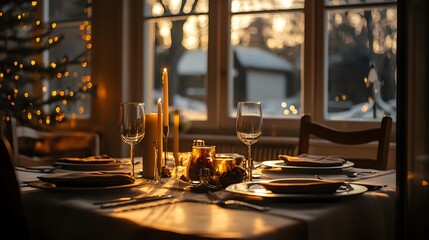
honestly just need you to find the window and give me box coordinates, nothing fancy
[142,0,397,135]
[230,0,304,119]
[143,0,209,121]
[323,0,397,121]
[44,0,92,119]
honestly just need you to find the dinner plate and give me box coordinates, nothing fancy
[225,180,367,199]
[57,159,116,164]
[257,178,344,194]
[27,178,145,191]
[262,160,354,170]
[55,161,126,171]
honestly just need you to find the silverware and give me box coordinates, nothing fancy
[112,198,182,212]
[315,175,386,191]
[214,199,270,211]
[15,166,60,174]
[113,197,270,213]
[344,171,376,178]
[94,195,145,205]
[348,182,386,191]
[98,195,174,209]
[207,191,270,212]
[95,193,172,205]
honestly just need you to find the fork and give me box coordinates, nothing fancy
[206,191,270,212]
[97,195,174,209]
[344,171,376,178]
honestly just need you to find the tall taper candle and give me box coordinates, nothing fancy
[157,99,163,173]
[162,68,169,127]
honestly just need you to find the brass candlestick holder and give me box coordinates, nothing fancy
[152,140,161,184]
[163,125,169,166]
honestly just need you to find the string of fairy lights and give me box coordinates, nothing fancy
[0,0,93,126]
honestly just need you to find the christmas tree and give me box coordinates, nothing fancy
[0,0,94,128]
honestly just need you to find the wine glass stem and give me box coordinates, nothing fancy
[130,144,135,177]
[247,145,252,181]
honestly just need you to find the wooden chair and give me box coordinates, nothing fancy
[9,118,100,167]
[0,137,32,239]
[298,114,392,170]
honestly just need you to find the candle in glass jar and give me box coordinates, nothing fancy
[162,68,169,127]
[157,98,163,171]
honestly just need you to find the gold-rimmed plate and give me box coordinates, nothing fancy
[27,178,145,191]
[226,178,367,199]
[55,161,126,171]
[262,160,354,170]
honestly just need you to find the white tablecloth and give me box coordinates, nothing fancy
[17,166,396,240]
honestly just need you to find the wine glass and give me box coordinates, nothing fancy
[236,101,262,181]
[120,102,145,177]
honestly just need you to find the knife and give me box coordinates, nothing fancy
[315,175,387,191]
[348,182,387,191]
[99,195,174,209]
[113,198,270,213]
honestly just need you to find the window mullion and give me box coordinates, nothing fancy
[303,0,318,119]
[194,0,230,132]
[218,0,233,131]
[314,0,326,124]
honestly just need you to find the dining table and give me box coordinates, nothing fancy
[16,156,396,240]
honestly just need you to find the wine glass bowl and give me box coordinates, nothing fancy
[236,131,261,146]
[236,101,262,181]
[120,102,145,177]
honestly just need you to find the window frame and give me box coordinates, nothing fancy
[41,0,94,127]
[140,0,397,140]
[314,0,397,140]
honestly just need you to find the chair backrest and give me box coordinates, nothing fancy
[10,118,100,167]
[0,137,32,239]
[298,114,392,170]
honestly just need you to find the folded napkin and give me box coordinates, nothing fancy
[258,178,344,194]
[38,172,135,187]
[57,155,117,164]
[278,154,346,167]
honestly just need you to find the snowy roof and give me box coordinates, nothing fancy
[234,46,293,72]
[177,46,293,75]
[177,49,207,75]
